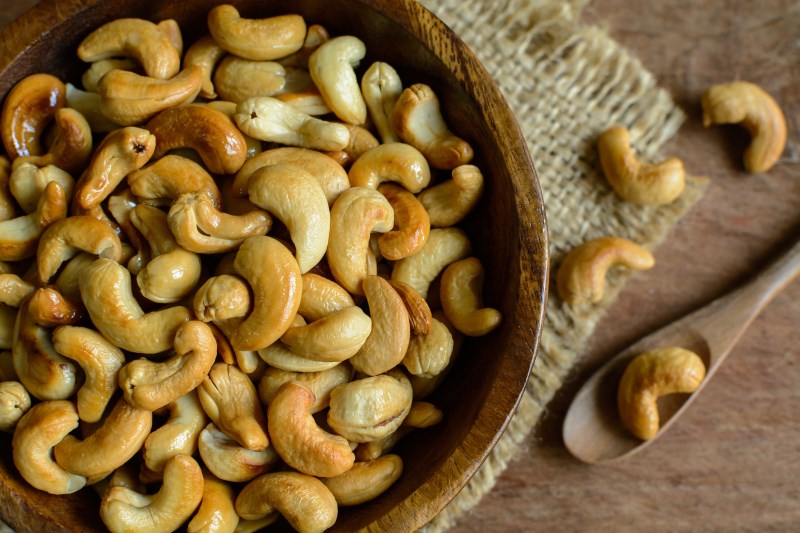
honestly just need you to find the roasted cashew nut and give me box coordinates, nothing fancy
[16,107,93,175]
[440,257,502,336]
[324,123,379,167]
[36,215,122,283]
[52,326,124,423]
[184,35,226,100]
[354,401,444,462]
[391,227,472,299]
[258,363,353,414]
[235,471,338,531]
[193,274,251,323]
[12,400,86,494]
[388,279,433,335]
[701,81,787,173]
[298,273,354,322]
[327,187,394,295]
[0,273,34,308]
[214,56,286,103]
[405,401,445,428]
[309,35,367,125]
[82,58,138,93]
[247,163,330,273]
[0,381,31,432]
[1,73,65,160]
[377,183,430,260]
[79,258,191,354]
[556,236,655,305]
[127,154,222,209]
[100,455,204,533]
[618,347,706,440]
[348,143,431,193]
[257,318,342,373]
[279,305,372,362]
[207,5,306,61]
[418,164,485,227]
[0,180,67,262]
[268,381,355,477]
[322,454,403,506]
[361,61,403,144]
[198,423,278,483]
[187,470,240,533]
[143,390,207,473]
[53,252,96,299]
[9,162,74,214]
[26,285,85,327]
[119,321,217,412]
[393,83,474,169]
[597,126,686,206]
[65,83,120,133]
[275,89,332,117]
[402,316,455,379]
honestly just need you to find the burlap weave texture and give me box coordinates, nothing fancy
[417,0,706,530]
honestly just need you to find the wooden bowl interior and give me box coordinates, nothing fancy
[0,0,548,531]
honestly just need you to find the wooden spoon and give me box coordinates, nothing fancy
[563,235,800,464]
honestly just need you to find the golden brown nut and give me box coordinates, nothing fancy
[184,35,227,100]
[142,391,207,473]
[418,164,484,227]
[0,180,67,262]
[440,257,502,336]
[25,285,85,328]
[207,5,306,61]
[193,274,251,323]
[127,154,222,209]
[279,306,372,363]
[377,182,430,260]
[16,107,93,175]
[9,162,74,214]
[348,143,431,193]
[298,273,354,322]
[1,73,65,160]
[187,470,240,533]
[322,454,403,506]
[198,423,278,483]
[0,381,31,432]
[402,317,455,379]
[0,273,35,308]
[214,56,286,102]
[258,363,353,414]
[388,279,432,335]
[82,58,138,93]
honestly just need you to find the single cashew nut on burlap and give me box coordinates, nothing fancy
[402,317,455,379]
[52,326,124,423]
[143,390,207,473]
[391,227,472,299]
[214,56,286,102]
[119,321,217,412]
[198,423,279,483]
[0,180,67,262]
[618,347,706,440]
[1,73,65,160]
[701,81,787,173]
[419,164,484,227]
[16,107,93,174]
[268,381,355,477]
[12,400,86,494]
[193,274,252,323]
[597,126,686,206]
[362,61,403,144]
[308,35,367,125]
[377,183,430,260]
[280,306,372,363]
[322,454,403,506]
[208,4,305,61]
[187,469,240,533]
[0,273,34,308]
[100,455,204,533]
[556,236,655,305]
[0,381,31,432]
[127,154,222,209]
[348,143,431,193]
[440,257,502,336]
[388,279,433,335]
[298,273,355,322]
[9,162,74,214]
[184,35,226,100]
[258,363,353,414]
[393,83,474,169]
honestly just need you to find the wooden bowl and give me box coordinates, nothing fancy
[0,0,548,531]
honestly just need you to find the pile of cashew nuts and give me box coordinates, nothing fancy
[0,5,504,532]
[555,78,787,441]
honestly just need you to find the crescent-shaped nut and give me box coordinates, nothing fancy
[393,83,474,169]
[80,258,191,354]
[233,146,349,205]
[65,83,120,133]
[208,5,306,61]
[36,215,122,284]
[391,227,472,299]
[198,363,269,452]
[701,81,787,173]
[298,273,354,322]
[127,154,221,209]
[143,390,207,473]
[184,35,226,100]
[119,321,217,412]
[309,35,367,125]
[280,306,372,363]
[187,470,240,533]
[235,471,338,531]
[556,236,655,305]
[198,423,279,483]
[100,455,204,533]
[98,66,203,126]
[230,236,302,351]
[418,164,485,227]
[16,107,93,175]
[377,183,430,260]
[12,400,86,494]
[597,126,686,206]
[214,56,286,102]
[53,252,98,299]
[146,104,248,175]
[0,273,34,308]
[258,363,353,415]
[74,127,155,210]
[234,96,350,151]
[247,163,330,273]
[257,333,341,374]
[388,279,432,336]
[193,274,251,323]
[54,396,152,479]
[78,18,181,79]
[440,257,502,337]
[267,381,355,477]
[0,180,67,262]
[402,317,455,379]
[322,454,403,506]
[9,162,74,214]
[1,73,65,160]
[327,187,394,295]
[349,276,410,376]
[618,347,706,440]
[0,381,31,432]
[52,326,125,423]
[82,58,138,93]
[348,143,431,193]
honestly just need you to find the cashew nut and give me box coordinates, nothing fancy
[143,390,207,473]
[618,347,706,440]
[119,321,217,412]
[309,35,367,125]
[597,126,686,205]
[377,182,430,260]
[0,180,67,261]
[324,123,379,167]
[235,471,338,532]
[276,23,329,68]
[298,273,354,322]
[198,423,278,483]
[405,401,445,428]
[354,402,443,461]
[361,61,403,144]
[402,316,455,379]
[82,58,138,93]
[0,381,31,432]
[280,306,372,362]
[157,19,183,56]
[348,143,431,193]
[1,73,65,159]
[556,236,655,305]
[234,96,350,151]
[440,257,502,336]
[53,251,96,299]
[327,187,394,295]
[193,274,251,323]
[258,363,353,414]
[419,164,484,227]
[274,89,332,116]
[184,35,226,100]
[393,83,474,169]
[15,107,93,175]
[207,5,306,61]
[36,215,122,283]
[26,285,84,328]
[391,227,472,299]
[322,454,403,506]
[198,363,269,451]
[100,455,204,533]
[388,279,432,335]
[0,273,34,307]
[188,470,240,533]
[52,326,124,423]
[54,396,152,479]
[146,104,248,175]
[79,257,191,354]
[65,83,120,132]
[127,154,221,209]
[257,320,341,373]
[212,318,262,375]
[349,276,410,376]
[9,162,73,214]
[214,56,286,102]
[12,400,86,494]
[247,163,329,273]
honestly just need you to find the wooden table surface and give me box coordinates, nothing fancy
[1,1,798,532]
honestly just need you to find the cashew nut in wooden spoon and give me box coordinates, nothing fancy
[563,235,800,463]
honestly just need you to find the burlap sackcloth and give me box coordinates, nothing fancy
[415,0,707,530]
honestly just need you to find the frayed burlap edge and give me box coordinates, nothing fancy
[417,0,706,530]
